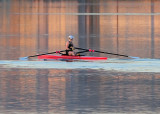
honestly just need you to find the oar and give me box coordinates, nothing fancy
[19,50,66,60]
[75,47,139,59]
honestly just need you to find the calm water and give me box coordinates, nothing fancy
[0,68,160,114]
[0,0,160,113]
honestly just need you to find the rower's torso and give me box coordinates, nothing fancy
[68,41,73,49]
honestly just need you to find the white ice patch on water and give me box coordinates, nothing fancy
[0,58,160,72]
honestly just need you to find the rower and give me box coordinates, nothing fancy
[66,35,75,56]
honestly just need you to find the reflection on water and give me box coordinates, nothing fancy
[0,0,160,59]
[0,69,160,113]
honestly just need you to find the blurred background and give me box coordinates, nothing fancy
[0,0,160,59]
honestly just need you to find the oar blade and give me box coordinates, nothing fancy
[129,56,140,59]
[19,57,29,61]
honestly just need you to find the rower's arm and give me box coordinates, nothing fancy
[66,41,69,50]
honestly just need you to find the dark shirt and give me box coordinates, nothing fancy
[66,41,74,55]
[68,41,73,50]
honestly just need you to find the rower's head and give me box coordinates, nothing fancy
[68,35,74,41]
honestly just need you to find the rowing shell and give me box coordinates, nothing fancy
[38,55,107,60]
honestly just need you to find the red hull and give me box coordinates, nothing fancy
[38,55,107,60]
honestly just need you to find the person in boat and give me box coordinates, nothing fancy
[66,35,75,56]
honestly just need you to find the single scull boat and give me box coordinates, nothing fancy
[38,55,107,60]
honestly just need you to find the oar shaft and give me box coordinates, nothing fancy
[75,47,129,57]
[28,50,66,58]
[19,50,67,60]
[94,50,129,57]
